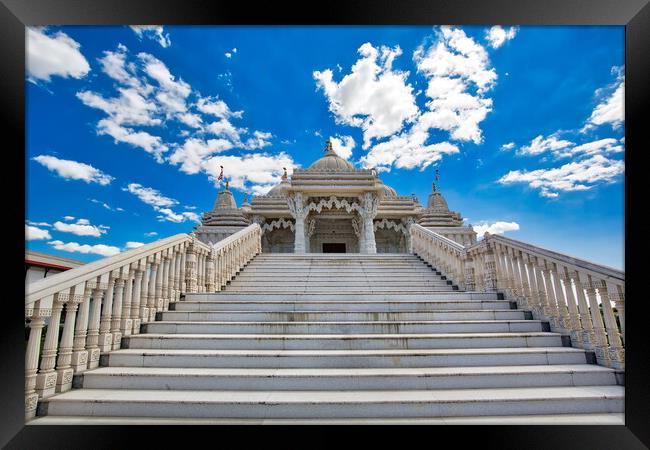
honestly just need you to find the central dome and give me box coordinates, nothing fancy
[308,140,356,171]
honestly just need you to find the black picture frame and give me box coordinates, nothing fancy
[4,0,648,447]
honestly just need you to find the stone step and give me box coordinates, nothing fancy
[28,413,627,425]
[123,332,563,350]
[239,266,438,277]
[159,309,529,322]
[227,280,451,286]
[142,320,545,335]
[104,347,589,368]
[253,254,421,258]
[185,292,499,302]
[39,386,624,419]
[222,285,456,293]
[80,365,620,391]
[172,300,514,312]
[233,274,445,280]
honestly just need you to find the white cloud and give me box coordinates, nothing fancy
[196,97,243,119]
[155,208,201,223]
[26,225,52,240]
[329,135,355,159]
[53,218,109,237]
[199,152,297,195]
[360,128,459,172]
[557,138,624,158]
[485,26,518,49]
[472,221,520,238]
[518,134,575,156]
[130,25,171,48]
[123,183,199,223]
[500,142,515,151]
[125,241,145,249]
[63,216,75,221]
[145,231,158,237]
[123,183,178,208]
[33,155,114,185]
[414,26,496,144]
[48,240,121,257]
[498,154,624,197]
[27,27,90,82]
[316,29,495,174]
[314,43,419,149]
[225,52,232,58]
[583,67,624,131]
[27,221,52,227]
[89,198,124,212]
[96,118,168,162]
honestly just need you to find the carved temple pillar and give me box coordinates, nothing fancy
[287,192,309,254]
[359,192,378,254]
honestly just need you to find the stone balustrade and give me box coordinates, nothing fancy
[24,224,262,421]
[410,224,625,371]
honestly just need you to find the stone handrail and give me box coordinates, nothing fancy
[410,224,625,372]
[24,223,262,420]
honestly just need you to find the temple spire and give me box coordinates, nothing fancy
[282,167,288,180]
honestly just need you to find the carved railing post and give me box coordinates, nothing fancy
[70,283,92,373]
[120,266,135,337]
[85,277,106,370]
[110,269,126,350]
[583,274,610,366]
[131,262,145,334]
[206,249,216,292]
[55,286,84,393]
[25,304,47,420]
[185,239,198,293]
[35,295,63,399]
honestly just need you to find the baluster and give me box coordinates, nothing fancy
[120,266,135,337]
[70,282,93,373]
[558,265,583,348]
[602,280,625,368]
[56,284,84,392]
[154,254,164,320]
[572,270,595,351]
[25,301,47,420]
[131,261,145,334]
[111,269,126,350]
[140,259,151,324]
[147,257,159,322]
[85,277,106,370]
[99,273,117,352]
[36,294,63,399]
[161,252,171,310]
[179,245,187,294]
[538,260,559,330]
[583,273,610,366]
[531,256,551,322]
[550,262,571,334]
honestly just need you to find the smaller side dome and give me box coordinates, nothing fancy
[213,186,237,210]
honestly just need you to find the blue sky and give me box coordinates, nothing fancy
[25,25,625,269]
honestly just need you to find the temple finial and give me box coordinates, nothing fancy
[325,139,335,155]
[282,167,288,180]
[225,180,229,191]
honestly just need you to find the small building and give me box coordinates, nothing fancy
[25,250,85,284]
[194,140,477,253]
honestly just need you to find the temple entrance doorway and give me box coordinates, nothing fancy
[322,243,346,253]
[309,215,360,253]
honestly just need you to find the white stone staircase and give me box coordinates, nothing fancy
[31,253,624,424]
